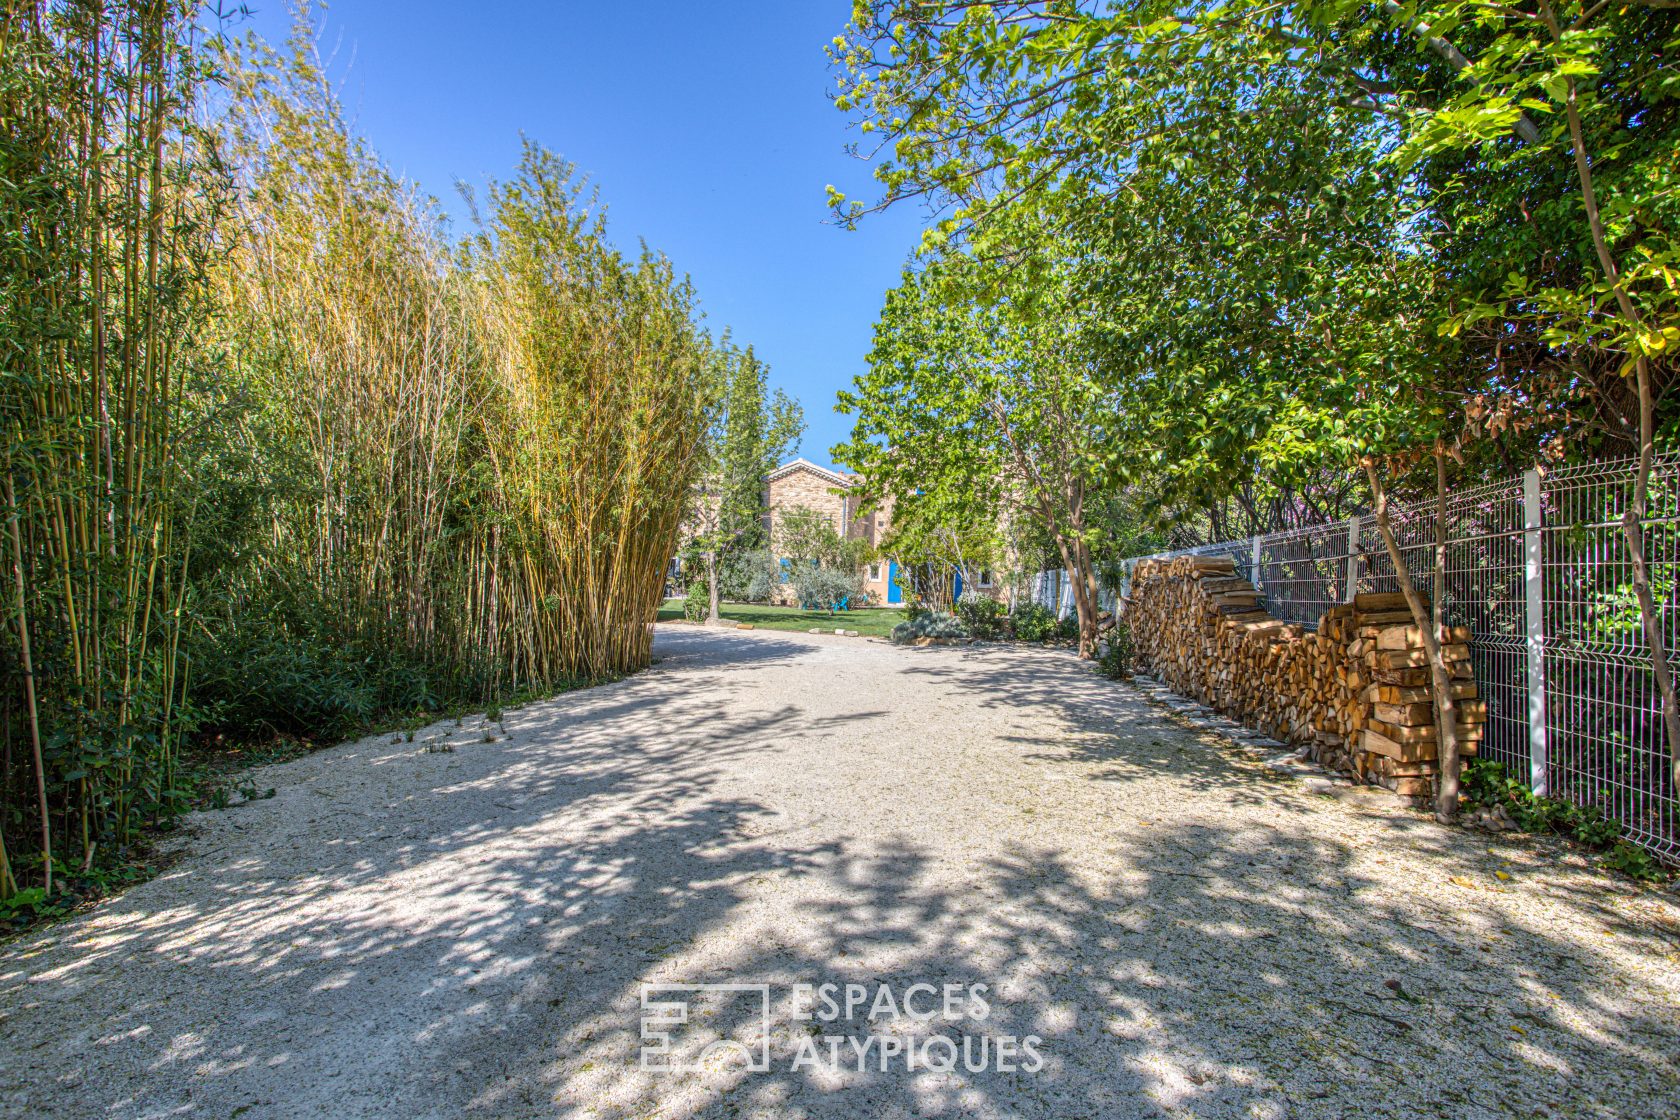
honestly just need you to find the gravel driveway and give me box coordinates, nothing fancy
[3,625,1678,1120]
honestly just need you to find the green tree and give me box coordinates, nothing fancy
[828,0,1481,805]
[837,225,1121,658]
[688,343,803,624]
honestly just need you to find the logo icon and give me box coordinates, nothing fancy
[640,983,773,1073]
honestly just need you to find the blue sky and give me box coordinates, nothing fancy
[237,1,926,472]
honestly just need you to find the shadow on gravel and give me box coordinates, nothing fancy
[534,819,1678,1119]
[898,646,1298,814]
[0,633,830,1118]
[651,624,817,672]
[1,630,1674,1120]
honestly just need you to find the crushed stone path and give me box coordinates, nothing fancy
[3,625,1678,1120]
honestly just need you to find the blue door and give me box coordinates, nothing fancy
[886,560,902,604]
[953,571,963,601]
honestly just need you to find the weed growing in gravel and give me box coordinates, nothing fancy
[1461,760,1669,882]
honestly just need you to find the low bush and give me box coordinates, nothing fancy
[1011,603,1058,642]
[1460,759,1668,881]
[683,581,710,621]
[955,591,1006,639]
[792,564,864,613]
[732,550,781,604]
[891,612,969,644]
[1098,621,1135,679]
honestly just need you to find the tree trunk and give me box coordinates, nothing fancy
[1541,20,1680,795]
[1051,532,1100,660]
[705,547,721,625]
[1620,363,1680,794]
[1364,460,1461,821]
[1071,536,1102,659]
[1431,445,1461,818]
[1064,481,1100,659]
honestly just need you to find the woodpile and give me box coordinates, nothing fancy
[1127,556,1483,798]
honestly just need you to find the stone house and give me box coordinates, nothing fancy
[765,458,1001,606]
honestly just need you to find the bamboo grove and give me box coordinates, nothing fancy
[0,3,717,900]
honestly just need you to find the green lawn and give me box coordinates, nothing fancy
[658,600,907,638]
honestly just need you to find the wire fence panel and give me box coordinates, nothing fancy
[1091,455,1680,864]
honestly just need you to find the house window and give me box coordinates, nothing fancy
[977,570,994,587]
[868,563,882,581]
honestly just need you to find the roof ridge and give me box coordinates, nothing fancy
[768,457,852,486]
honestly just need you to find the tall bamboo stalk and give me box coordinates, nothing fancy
[1,0,215,894]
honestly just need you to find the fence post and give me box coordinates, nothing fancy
[1523,469,1550,795]
[1249,536,1262,590]
[1343,515,1361,603]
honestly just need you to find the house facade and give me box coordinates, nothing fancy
[765,458,1000,607]
[675,458,1004,607]
[764,458,895,604]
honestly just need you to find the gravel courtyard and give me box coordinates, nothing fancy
[3,625,1678,1120]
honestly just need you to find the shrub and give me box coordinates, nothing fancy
[734,550,781,604]
[891,612,969,644]
[1460,758,1671,880]
[792,564,864,613]
[1012,603,1058,642]
[683,581,710,621]
[955,591,1006,639]
[1602,841,1666,883]
[1098,621,1135,679]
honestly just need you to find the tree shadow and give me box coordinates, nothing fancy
[540,821,1680,1119]
[0,630,1674,1119]
[897,644,1299,812]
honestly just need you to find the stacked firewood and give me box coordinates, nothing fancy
[1127,557,1483,797]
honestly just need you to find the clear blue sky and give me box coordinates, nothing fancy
[236,1,926,472]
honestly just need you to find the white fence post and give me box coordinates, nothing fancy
[1523,469,1550,795]
[1343,515,1361,603]
[1249,537,1262,591]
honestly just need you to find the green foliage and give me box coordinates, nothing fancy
[0,886,61,927]
[890,613,969,644]
[1601,841,1667,884]
[955,592,1005,640]
[730,550,783,604]
[834,223,1124,656]
[683,582,710,622]
[685,341,805,609]
[1011,604,1060,644]
[1460,759,1669,879]
[0,11,739,908]
[1099,624,1137,681]
[790,563,864,614]
[833,0,1678,475]
[773,505,870,614]
[717,346,804,553]
[1,0,226,902]
[777,505,872,570]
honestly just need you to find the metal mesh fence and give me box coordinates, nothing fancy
[1084,456,1680,863]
